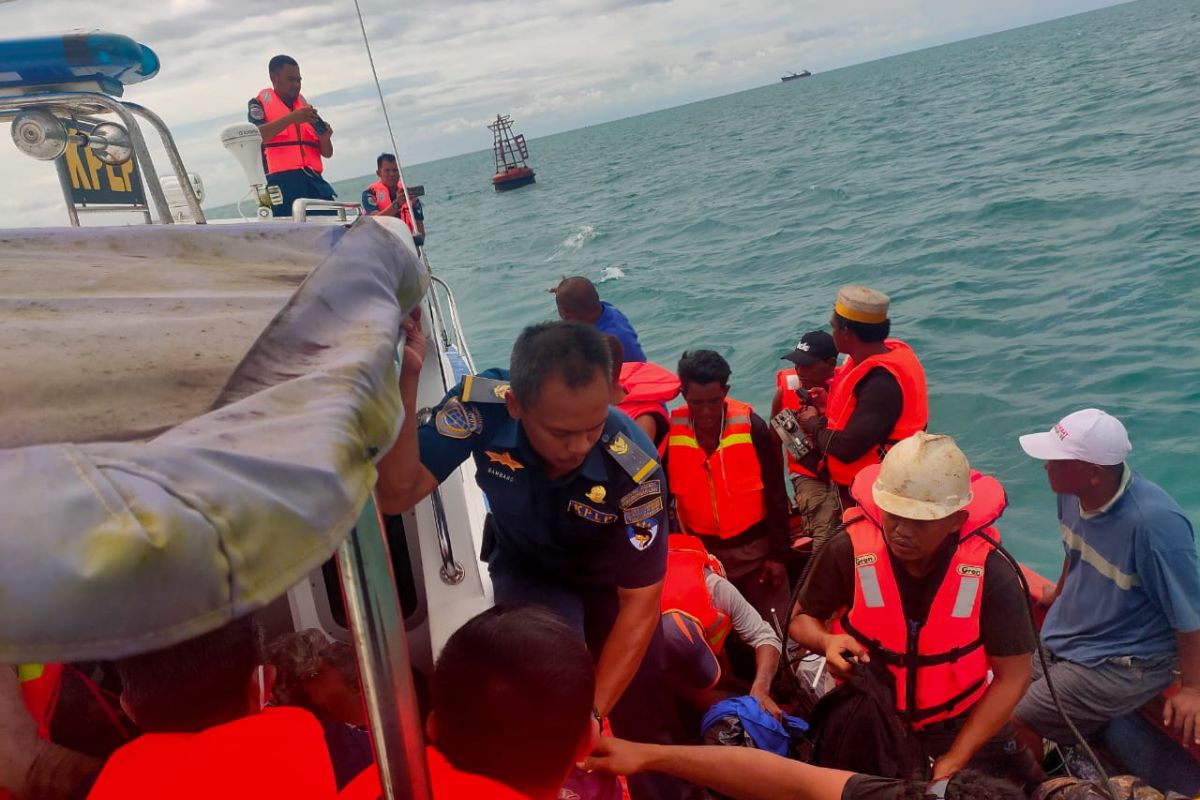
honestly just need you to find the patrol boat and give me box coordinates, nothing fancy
[0,30,492,800]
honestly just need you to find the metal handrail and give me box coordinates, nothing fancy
[338,498,433,800]
[292,199,361,222]
[430,488,466,586]
[429,275,477,374]
[0,91,171,223]
[416,406,466,586]
[122,102,206,224]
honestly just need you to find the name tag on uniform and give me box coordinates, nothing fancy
[569,500,617,525]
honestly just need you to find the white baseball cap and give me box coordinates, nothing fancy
[1018,408,1132,466]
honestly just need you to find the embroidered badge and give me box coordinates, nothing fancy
[854,553,877,567]
[569,500,617,524]
[627,522,658,551]
[494,383,511,399]
[623,497,664,526]
[609,435,629,456]
[957,564,984,577]
[619,480,661,509]
[434,398,481,440]
[249,103,265,122]
[587,485,607,503]
[485,450,524,471]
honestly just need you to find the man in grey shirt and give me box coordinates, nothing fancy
[660,535,783,719]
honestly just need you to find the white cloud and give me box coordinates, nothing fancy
[0,0,1125,226]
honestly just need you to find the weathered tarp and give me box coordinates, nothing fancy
[0,217,428,662]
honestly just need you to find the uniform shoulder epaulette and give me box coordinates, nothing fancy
[602,427,659,484]
[460,374,512,404]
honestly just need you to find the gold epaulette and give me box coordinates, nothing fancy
[604,430,659,484]
[460,375,512,404]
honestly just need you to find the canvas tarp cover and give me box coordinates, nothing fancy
[0,217,428,662]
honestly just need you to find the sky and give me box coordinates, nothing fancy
[1,0,1129,227]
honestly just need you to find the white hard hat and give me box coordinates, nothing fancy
[872,432,973,521]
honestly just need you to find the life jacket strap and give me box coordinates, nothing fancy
[262,140,322,150]
[841,616,983,667]
[903,677,987,725]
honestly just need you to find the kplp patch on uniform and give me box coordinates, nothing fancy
[623,497,663,526]
[569,500,617,525]
[248,102,265,121]
[627,522,658,551]
[435,398,482,439]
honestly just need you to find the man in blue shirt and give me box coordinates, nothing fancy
[1014,408,1200,749]
[554,276,648,362]
[376,318,681,800]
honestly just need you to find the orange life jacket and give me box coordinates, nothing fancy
[661,534,733,653]
[18,663,63,740]
[337,747,541,800]
[618,362,681,455]
[824,340,927,487]
[830,463,1006,729]
[667,398,765,539]
[86,706,341,799]
[257,88,324,175]
[365,179,415,233]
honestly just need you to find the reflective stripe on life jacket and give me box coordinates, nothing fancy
[365,179,414,233]
[618,362,681,455]
[824,340,927,487]
[18,662,63,740]
[667,398,765,539]
[661,533,733,652]
[257,88,324,175]
[830,463,1006,729]
[775,368,819,479]
[87,706,340,799]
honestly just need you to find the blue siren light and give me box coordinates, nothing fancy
[0,31,160,96]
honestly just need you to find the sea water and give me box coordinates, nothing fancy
[295,0,1195,574]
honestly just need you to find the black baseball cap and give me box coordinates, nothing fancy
[782,331,837,366]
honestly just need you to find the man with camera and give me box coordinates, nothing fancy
[248,54,337,217]
[362,153,425,246]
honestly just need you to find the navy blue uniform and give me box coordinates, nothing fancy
[419,369,681,800]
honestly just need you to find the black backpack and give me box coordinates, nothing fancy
[808,659,924,779]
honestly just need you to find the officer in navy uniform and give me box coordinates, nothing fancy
[377,319,683,800]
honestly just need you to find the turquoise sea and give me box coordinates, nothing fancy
[239,0,1200,574]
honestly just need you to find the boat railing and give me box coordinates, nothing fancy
[292,198,363,222]
[1,90,204,225]
[428,273,477,376]
[430,477,467,587]
[338,501,433,800]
